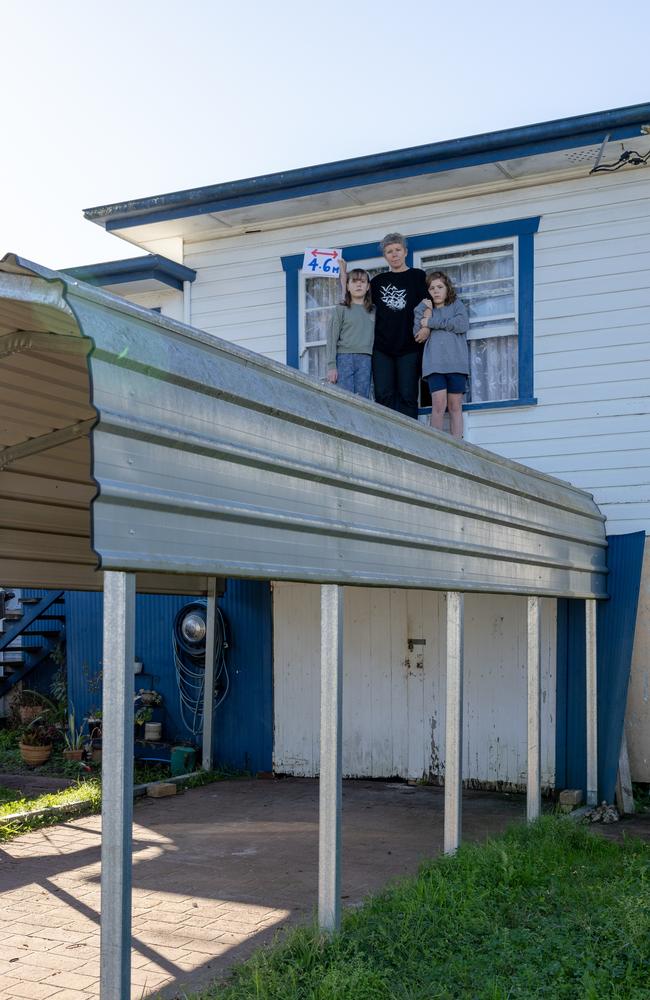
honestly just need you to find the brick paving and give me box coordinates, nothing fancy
[1,778,648,999]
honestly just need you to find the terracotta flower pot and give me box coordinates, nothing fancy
[19,743,53,766]
[63,749,84,762]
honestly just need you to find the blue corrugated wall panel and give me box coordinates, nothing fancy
[554,598,586,792]
[556,531,645,802]
[65,581,273,773]
[597,533,645,802]
[212,580,273,773]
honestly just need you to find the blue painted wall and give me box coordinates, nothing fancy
[62,580,273,773]
[556,532,645,802]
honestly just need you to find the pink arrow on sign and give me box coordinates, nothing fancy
[310,249,339,259]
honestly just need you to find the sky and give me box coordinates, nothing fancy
[2,0,649,269]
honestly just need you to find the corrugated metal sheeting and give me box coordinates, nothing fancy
[0,255,607,599]
[18,582,272,772]
[555,532,645,802]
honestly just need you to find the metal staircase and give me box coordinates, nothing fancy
[0,591,66,697]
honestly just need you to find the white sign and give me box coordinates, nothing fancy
[301,248,342,277]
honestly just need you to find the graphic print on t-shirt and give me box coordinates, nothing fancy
[379,283,407,311]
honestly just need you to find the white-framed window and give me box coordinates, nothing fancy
[299,258,387,381]
[416,239,518,404]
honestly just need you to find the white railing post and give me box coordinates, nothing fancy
[444,592,464,854]
[100,571,136,999]
[202,578,218,771]
[318,584,343,931]
[585,599,598,806]
[527,596,542,821]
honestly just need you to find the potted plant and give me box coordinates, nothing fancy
[134,706,163,742]
[63,712,85,761]
[18,718,59,766]
[134,706,153,729]
[12,688,56,725]
[136,689,162,708]
[86,710,102,738]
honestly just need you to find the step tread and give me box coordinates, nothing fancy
[20,598,65,606]
[7,629,60,637]
[3,643,44,652]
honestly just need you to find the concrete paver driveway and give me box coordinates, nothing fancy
[3,778,644,999]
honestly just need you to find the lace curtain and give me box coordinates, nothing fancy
[421,243,518,403]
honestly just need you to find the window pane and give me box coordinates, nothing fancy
[468,335,518,403]
[305,307,331,345]
[422,242,518,401]
[307,344,327,380]
[305,277,340,311]
[301,263,387,379]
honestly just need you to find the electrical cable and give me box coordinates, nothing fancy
[172,601,230,737]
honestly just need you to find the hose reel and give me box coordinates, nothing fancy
[172,601,230,737]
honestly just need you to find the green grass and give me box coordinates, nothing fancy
[190,818,650,1000]
[0,784,21,806]
[633,783,650,813]
[0,778,102,840]
[0,726,237,841]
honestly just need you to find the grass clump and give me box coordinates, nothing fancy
[0,778,102,841]
[191,817,650,1000]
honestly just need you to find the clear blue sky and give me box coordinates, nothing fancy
[2,0,649,268]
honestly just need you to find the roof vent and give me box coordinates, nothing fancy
[565,147,602,164]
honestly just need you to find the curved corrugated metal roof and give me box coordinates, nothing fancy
[0,253,607,597]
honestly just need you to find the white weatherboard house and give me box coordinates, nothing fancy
[72,103,650,791]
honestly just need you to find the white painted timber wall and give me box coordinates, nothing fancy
[183,168,650,535]
[124,289,184,322]
[176,168,649,782]
[272,584,556,786]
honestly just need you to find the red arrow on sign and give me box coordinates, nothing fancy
[310,249,339,259]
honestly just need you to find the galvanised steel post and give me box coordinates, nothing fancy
[318,584,343,931]
[527,596,542,822]
[202,578,218,771]
[444,591,464,855]
[100,571,136,999]
[585,599,598,806]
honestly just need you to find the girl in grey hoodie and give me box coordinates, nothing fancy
[413,271,469,438]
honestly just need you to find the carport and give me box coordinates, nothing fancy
[0,254,608,998]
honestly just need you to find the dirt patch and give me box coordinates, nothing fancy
[0,772,75,796]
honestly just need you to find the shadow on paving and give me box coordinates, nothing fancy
[8,779,647,999]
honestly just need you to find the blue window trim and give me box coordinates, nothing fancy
[282,216,540,410]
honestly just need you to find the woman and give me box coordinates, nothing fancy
[413,270,469,438]
[341,233,427,418]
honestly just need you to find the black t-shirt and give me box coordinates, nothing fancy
[370,268,428,356]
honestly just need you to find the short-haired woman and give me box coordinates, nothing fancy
[341,233,427,419]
